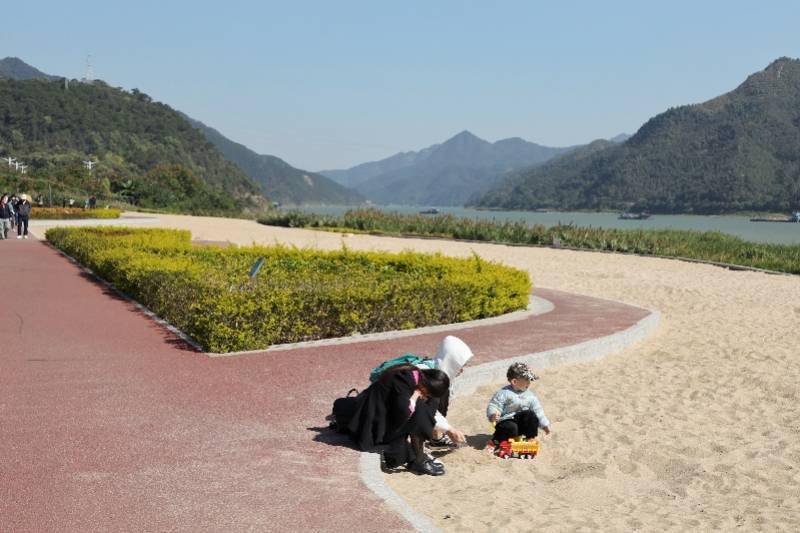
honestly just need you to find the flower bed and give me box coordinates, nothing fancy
[46,226,531,352]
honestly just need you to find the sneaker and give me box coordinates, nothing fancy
[17,235,22,239]
[23,235,28,239]
[428,435,458,449]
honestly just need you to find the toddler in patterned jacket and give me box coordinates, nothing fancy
[487,362,551,442]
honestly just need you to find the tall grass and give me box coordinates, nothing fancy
[259,208,800,275]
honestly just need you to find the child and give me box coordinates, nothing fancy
[487,362,551,442]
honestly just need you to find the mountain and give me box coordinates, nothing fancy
[0,57,58,81]
[0,67,265,213]
[324,130,577,206]
[477,58,800,214]
[187,118,364,205]
[320,144,440,189]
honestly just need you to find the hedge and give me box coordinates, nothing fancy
[31,207,122,220]
[46,226,531,352]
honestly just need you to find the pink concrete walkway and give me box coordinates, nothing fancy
[1,238,649,532]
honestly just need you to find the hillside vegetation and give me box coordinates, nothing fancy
[0,76,266,214]
[477,58,800,214]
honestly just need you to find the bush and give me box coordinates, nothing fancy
[46,227,531,352]
[31,207,122,220]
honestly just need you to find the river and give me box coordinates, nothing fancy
[290,205,800,246]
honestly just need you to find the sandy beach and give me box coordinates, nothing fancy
[39,213,800,531]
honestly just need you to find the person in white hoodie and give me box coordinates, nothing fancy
[427,335,474,447]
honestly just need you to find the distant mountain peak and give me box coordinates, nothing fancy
[439,130,491,151]
[447,130,483,142]
[0,57,57,80]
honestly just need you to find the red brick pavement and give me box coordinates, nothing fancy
[1,238,649,532]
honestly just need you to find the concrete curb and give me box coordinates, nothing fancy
[359,302,661,533]
[359,453,441,533]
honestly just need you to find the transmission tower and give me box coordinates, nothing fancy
[84,54,94,82]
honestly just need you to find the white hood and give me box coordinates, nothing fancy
[432,335,474,380]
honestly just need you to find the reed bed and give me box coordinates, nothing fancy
[259,208,800,275]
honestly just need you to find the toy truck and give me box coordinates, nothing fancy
[488,436,540,459]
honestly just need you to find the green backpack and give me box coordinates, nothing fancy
[369,353,435,382]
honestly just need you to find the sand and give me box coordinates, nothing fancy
[37,213,800,531]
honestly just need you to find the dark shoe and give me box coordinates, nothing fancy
[424,453,444,470]
[407,459,445,476]
[381,452,402,471]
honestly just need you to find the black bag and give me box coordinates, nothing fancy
[330,388,359,433]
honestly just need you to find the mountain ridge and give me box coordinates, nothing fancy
[477,57,800,213]
[0,57,361,206]
[323,130,579,206]
[186,117,364,205]
[0,57,58,81]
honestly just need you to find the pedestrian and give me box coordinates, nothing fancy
[0,193,12,239]
[16,193,32,239]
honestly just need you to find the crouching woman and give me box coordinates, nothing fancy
[347,366,450,476]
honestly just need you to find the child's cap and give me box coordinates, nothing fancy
[507,362,539,382]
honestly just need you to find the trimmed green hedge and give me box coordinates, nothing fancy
[46,226,531,352]
[32,207,122,219]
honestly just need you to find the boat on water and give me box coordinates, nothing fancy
[419,208,440,215]
[618,212,651,220]
[750,211,800,223]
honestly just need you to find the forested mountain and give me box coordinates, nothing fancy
[187,118,364,205]
[0,67,266,213]
[0,57,58,81]
[477,57,800,213]
[324,130,576,206]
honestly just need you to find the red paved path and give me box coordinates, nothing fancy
[1,239,649,532]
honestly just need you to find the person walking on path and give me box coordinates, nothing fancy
[0,193,12,239]
[16,193,31,239]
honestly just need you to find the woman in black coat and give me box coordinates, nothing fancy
[347,366,450,476]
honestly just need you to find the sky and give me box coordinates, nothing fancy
[5,1,799,171]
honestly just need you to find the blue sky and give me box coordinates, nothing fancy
[5,1,799,170]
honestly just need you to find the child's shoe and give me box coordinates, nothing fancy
[428,434,458,449]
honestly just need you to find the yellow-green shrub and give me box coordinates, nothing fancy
[46,227,531,352]
[31,207,122,219]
